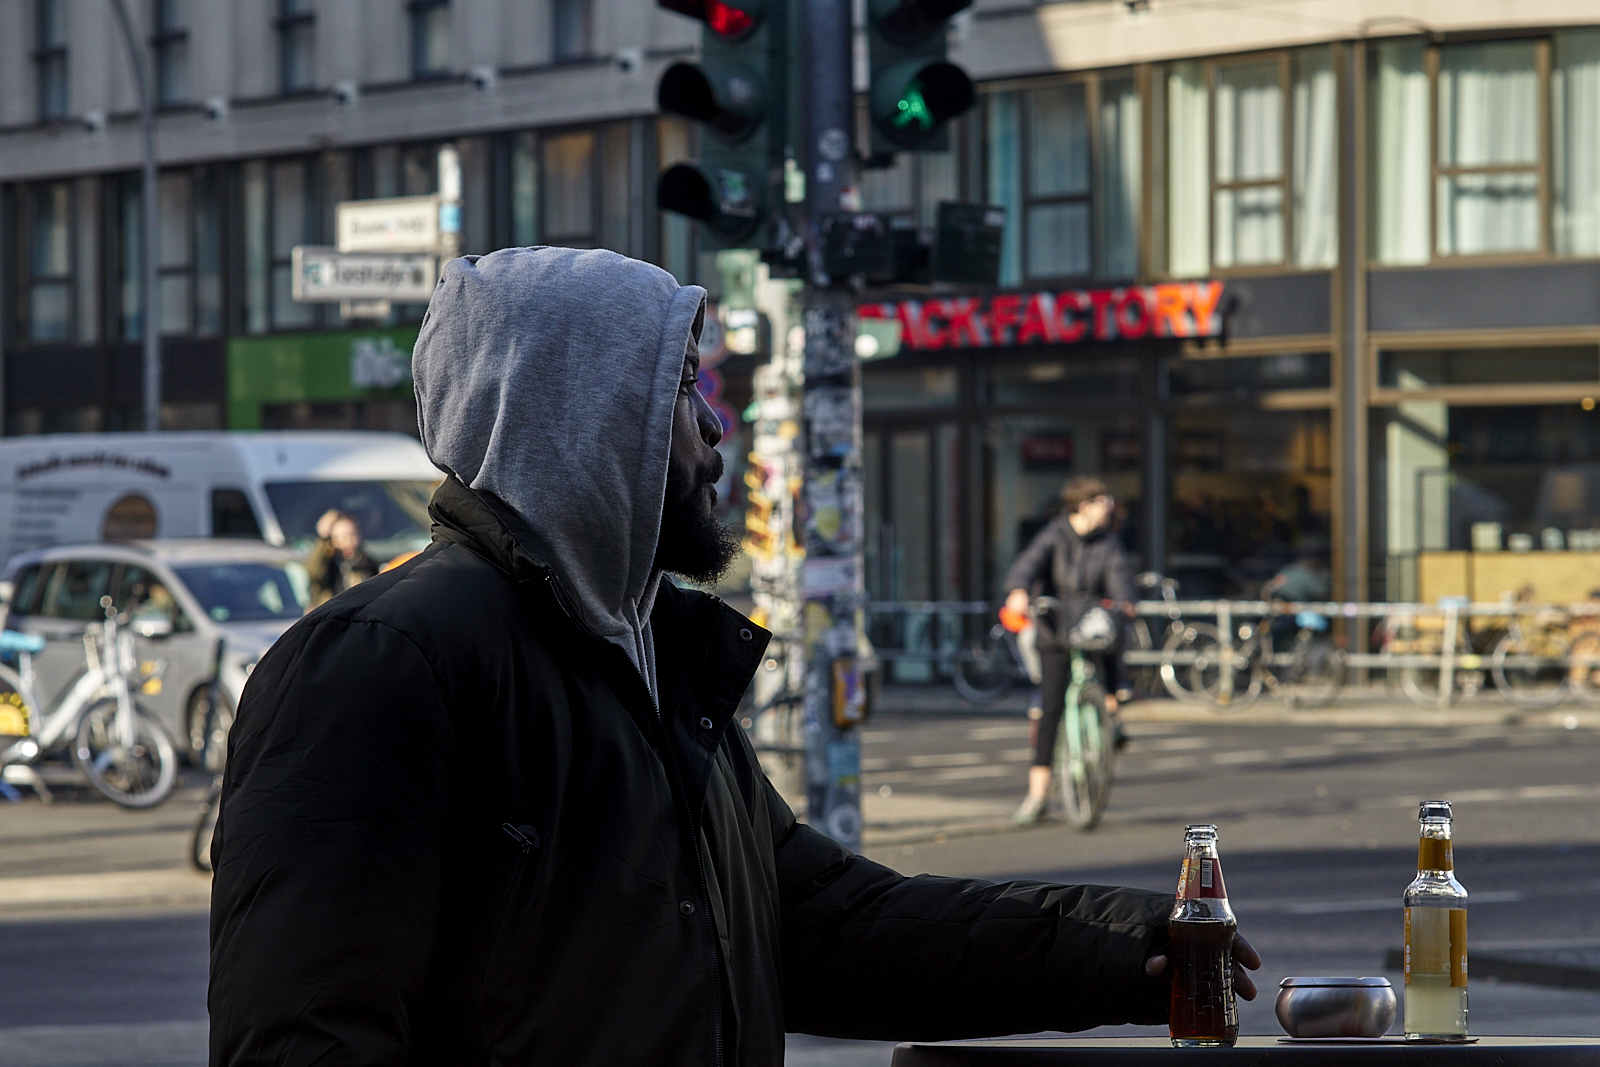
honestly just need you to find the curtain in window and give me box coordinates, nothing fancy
[985,91,1022,287]
[1436,41,1539,255]
[1096,76,1141,280]
[1166,62,1209,277]
[1027,83,1091,279]
[1214,59,1283,268]
[1554,30,1600,256]
[1292,47,1337,268]
[1368,40,1429,264]
[29,183,71,342]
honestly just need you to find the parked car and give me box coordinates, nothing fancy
[0,431,439,573]
[1,540,310,767]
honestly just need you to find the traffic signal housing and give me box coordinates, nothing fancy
[867,0,975,155]
[656,0,782,247]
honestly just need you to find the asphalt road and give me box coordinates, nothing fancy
[2,707,1599,1066]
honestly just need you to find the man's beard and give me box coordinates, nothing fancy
[654,459,740,585]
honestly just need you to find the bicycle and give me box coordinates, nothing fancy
[0,597,178,808]
[190,638,231,873]
[1490,606,1572,710]
[951,612,1035,705]
[1034,596,1116,831]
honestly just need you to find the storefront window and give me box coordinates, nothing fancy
[1368,40,1430,265]
[1027,82,1092,279]
[1374,403,1600,601]
[1214,59,1284,267]
[989,412,1143,591]
[863,366,958,410]
[1378,346,1599,389]
[1169,409,1331,595]
[1097,75,1141,279]
[1169,352,1331,395]
[986,358,1139,406]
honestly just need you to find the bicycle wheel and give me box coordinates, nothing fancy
[1124,616,1160,698]
[1190,630,1262,708]
[73,698,178,809]
[192,776,222,873]
[1569,632,1600,706]
[199,693,234,774]
[1161,623,1219,703]
[952,629,1014,705]
[1054,683,1113,831]
[1491,631,1570,710]
[1279,639,1347,709]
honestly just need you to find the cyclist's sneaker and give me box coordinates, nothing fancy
[1012,794,1048,825]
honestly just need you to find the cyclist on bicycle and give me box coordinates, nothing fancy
[1003,475,1133,824]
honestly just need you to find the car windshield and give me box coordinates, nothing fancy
[263,480,437,563]
[172,562,311,623]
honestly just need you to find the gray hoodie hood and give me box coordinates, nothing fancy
[412,247,706,700]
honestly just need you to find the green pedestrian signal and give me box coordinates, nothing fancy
[867,0,975,155]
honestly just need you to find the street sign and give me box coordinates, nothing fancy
[291,247,438,303]
[335,195,441,253]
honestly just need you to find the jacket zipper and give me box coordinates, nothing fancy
[541,572,727,1067]
[472,824,541,1038]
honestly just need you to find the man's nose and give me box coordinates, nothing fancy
[694,389,723,448]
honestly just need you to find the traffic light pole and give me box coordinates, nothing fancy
[799,0,866,850]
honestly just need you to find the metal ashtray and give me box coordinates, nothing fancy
[1276,977,1396,1039]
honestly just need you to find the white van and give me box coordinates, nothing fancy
[0,431,441,571]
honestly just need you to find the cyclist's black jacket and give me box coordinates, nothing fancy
[1003,517,1135,644]
[209,477,1174,1067]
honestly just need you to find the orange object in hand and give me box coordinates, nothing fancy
[999,606,1030,633]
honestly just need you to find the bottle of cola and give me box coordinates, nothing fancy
[1168,824,1239,1047]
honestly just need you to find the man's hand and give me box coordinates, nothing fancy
[1005,588,1030,616]
[1143,934,1262,1001]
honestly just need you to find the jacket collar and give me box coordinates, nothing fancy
[429,474,770,749]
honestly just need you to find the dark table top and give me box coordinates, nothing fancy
[890,1037,1600,1067]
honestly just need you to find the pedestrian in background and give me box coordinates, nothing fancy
[208,248,1257,1066]
[1003,475,1134,824]
[307,511,377,606]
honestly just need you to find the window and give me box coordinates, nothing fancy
[409,0,451,78]
[986,75,1142,286]
[656,117,694,281]
[153,168,223,337]
[552,0,591,61]
[1436,42,1541,256]
[277,0,315,93]
[211,489,264,539]
[270,159,315,329]
[42,559,116,622]
[511,131,539,247]
[152,0,189,107]
[1369,34,1597,263]
[34,0,67,122]
[8,564,47,617]
[543,131,596,246]
[26,182,72,342]
[114,175,143,340]
[1167,47,1336,275]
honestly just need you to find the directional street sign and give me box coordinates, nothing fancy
[335,195,442,253]
[291,247,438,303]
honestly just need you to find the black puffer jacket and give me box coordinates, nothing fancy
[209,478,1173,1067]
[1003,517,1136,643]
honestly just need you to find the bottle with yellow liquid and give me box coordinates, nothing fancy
[1403,800,1467,1040]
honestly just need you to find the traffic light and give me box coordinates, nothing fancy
[866,0,975,155]
[656,0,783,247]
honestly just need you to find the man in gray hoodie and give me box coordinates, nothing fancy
[208,247,1257,1067]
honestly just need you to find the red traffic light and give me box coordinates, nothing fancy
[658,0,763,40]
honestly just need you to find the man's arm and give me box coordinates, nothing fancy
[771,806,1174,1040]
[209,617,452,1067]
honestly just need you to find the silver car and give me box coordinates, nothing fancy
[0,540,309,764]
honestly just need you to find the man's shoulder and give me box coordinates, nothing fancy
[290,539,532,653]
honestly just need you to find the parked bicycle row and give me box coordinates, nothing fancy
[866,575,1600,713]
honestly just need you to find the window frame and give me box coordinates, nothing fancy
[551,0,592,62]
[408,0,452,80]
[1208,53,1293,272]
[980,69,1141,286]
[275,0,316,95]
[21,180,75,344]
[151,0,190,108]
[1427,37,1553,261]
[33,0,68,123]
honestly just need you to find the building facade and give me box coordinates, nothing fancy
[5,0,1600,613]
